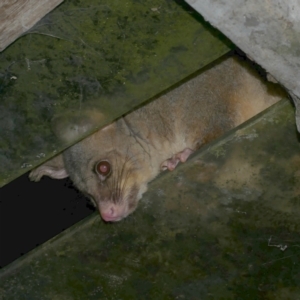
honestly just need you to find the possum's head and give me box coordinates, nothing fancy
[62,121,155,222]
[29,112,157,222]
[92,157,143,221]
[65,147,149,222]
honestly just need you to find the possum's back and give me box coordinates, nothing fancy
[127,55,286,153]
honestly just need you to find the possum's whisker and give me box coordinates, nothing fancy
[111,147,134,204]
[116,151,123,203]
[119,161,132,203]
[118,154,132,202]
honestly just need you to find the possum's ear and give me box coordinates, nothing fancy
[51,109,106,145]
[29,154,68,182]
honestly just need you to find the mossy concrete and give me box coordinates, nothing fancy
[1,99,299,299]
[0,0,231,186]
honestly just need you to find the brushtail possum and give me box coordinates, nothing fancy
[29,55,286,222]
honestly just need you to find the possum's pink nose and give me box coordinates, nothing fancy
[100,204,125,222]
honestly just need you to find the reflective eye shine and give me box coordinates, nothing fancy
[95,160,111,177]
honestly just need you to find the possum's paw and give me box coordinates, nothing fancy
[161,156,180,171]
[161,148,194,171]
[29,154,69,182]
[29,165,68,182]
[29,166,49,182]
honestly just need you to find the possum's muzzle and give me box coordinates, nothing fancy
[96,184,140,222]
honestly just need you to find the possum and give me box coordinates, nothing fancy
[29,55,286,222]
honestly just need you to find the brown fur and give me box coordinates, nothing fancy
[29,55,287,222]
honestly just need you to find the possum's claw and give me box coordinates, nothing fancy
[29,168,44,182]
[161,148,194,171]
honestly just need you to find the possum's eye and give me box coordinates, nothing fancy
[95,160,111,177]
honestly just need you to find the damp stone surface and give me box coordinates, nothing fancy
[0,0,231,187]
[0,99,299,299]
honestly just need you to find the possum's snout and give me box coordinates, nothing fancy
[95,183,141,222]
[98,201,133,222]
[100,205,125,222]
